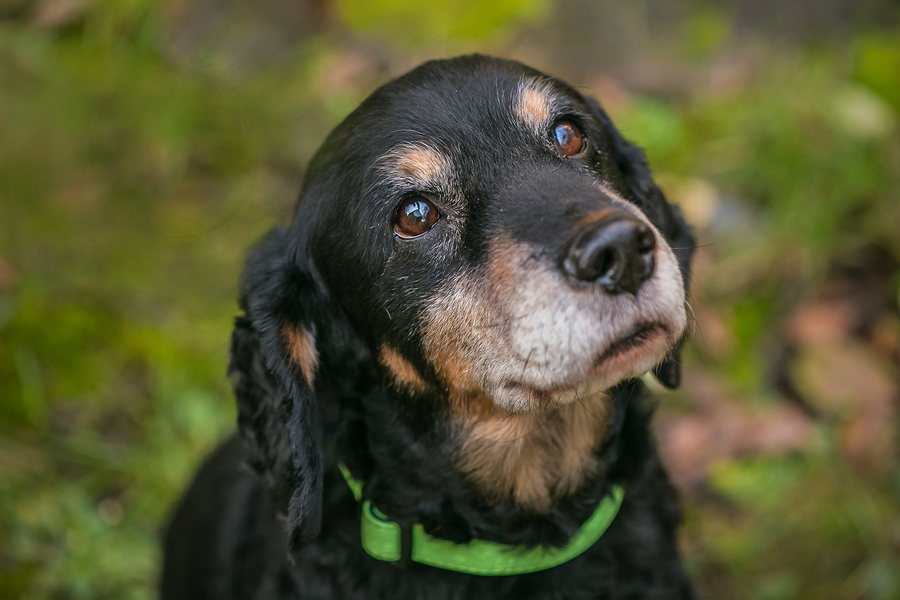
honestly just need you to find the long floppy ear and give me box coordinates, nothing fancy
[229,227,329,548]
[586,97,696,389]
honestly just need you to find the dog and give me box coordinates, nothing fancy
[161,54,697,600]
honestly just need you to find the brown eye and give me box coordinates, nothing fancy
[552,120,584,156]
[393,196,439,238]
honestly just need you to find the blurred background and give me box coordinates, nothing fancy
[1,0,899,598]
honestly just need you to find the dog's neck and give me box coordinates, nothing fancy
[451,391,613,512]
[332,378,641,547]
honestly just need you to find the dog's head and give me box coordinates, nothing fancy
[230,55,694,549]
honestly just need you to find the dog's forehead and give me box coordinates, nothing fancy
[347,84,591,207]
[358,63,578,164]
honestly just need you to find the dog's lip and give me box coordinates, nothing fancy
[591,322,666,369]
[501,321,670,403]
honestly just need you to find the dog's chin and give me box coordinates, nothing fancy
[491,323,673,413]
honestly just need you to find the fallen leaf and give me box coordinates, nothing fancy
[32,0,84,29]
[786,299,855,347]
[658,372,814,490]
[0,256,16,290]
[791,342,897,414]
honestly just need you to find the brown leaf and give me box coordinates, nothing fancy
[0,256,16,290]
[786,299,855,347]
[658,373,814,490]
[790,340,897,464]
[32,0,84,29]
[791,342,897,414]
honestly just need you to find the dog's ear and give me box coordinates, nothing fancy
[229,227,329,549]
[586,97,695,389]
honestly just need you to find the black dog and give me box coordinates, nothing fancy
[162,55,696,600]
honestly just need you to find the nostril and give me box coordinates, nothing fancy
[563,213,657,295]
[593,248,616,279]
[563,224,626,283]
[636,226,656,254]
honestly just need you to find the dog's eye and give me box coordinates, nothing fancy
[552,120,584,156]
[394,196,439,238]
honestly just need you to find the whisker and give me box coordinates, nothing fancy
[576,396,607,424]
[670,242,715,250]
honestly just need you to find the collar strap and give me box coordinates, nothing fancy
[338,464,625,576]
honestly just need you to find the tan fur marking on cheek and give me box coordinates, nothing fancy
[516,79,553,133]
[422,320,477,392]
[487,235,551,305]
[485,238,519,292]
[378,344,427,392]
[282,324,318,387]
[424,236,556,414]
[422,274,501,393]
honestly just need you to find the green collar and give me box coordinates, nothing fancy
[338,464,625,576]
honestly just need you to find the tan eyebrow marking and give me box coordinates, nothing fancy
[515,78,556,134]
[374,143,452,189]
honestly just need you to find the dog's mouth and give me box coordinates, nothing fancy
[499,321,671,410]
[592,322,665,368]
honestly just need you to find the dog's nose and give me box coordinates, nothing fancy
[562,212,656,295]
